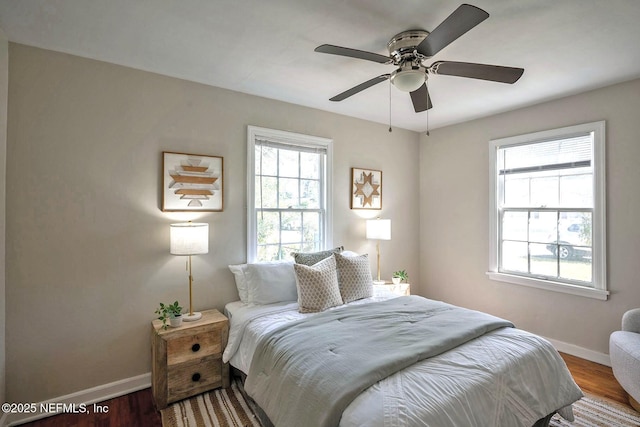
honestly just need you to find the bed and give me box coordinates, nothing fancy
[224,252,583,427]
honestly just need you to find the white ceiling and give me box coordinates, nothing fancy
[1,0,640,132]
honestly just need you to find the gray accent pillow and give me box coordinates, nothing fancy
[334,252,373,303]
[291,246,344,266]
[294,255,343,313]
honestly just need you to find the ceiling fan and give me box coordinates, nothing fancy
[314,3,524,113]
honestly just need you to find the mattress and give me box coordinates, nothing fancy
[223,292,582,427]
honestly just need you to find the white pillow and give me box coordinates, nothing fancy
[245,261,297,305]
[228,264,249,303]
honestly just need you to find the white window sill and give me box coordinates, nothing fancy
[486,272,609,301]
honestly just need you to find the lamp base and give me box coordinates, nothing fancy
[373,280,386,285]
[183,312,202,322]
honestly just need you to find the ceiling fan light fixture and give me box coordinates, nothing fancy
[390,68,425,92]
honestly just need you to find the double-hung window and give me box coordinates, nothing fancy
[488,121,607,300]
[247,126,333,262]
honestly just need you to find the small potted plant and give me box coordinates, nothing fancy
[155,301,183,329]
[392,270,409,285]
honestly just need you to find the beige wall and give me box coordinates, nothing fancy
[419,78,640,355]
[10,37,636,406]
[0,28,8,406]
[5,43,420,402]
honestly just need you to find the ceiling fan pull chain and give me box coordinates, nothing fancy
[388,79,392,133]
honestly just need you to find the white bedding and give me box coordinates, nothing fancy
[223,292,582,427]
[223,287,398,372]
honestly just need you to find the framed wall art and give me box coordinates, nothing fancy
[351,167,382,210]
[162,151,223,212]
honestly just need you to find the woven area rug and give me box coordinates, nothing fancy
[162,379,640,427]
[161,379,261,427]
[550,393,640,427]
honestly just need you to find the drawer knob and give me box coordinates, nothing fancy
[192,373,201,382]
[192,343,200,352]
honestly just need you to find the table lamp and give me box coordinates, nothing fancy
[170,222,209,321]
[366,218,391,285]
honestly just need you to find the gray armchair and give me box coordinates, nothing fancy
[610,308,640,412]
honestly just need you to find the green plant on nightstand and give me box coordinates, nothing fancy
[392,270,409,284]
[155,301,183,330]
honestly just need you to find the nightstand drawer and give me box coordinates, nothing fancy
[167,355,223,402]
[167,330,221,365]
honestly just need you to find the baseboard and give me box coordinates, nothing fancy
[3,372,151,427]
[545,336,611,367]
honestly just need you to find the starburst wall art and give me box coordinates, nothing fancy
[351,167,382,210]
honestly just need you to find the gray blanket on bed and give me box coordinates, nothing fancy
[244,295,514,427]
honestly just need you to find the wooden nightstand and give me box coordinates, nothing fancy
[374,282,411,296]
[151,309,230,409]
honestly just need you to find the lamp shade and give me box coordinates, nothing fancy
[366,218,391,241]
[170,222,209,255]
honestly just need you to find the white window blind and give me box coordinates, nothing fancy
[498,134,592,176]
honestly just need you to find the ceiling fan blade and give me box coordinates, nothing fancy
[330,74,390,102]
[430,61,524,83]
[315,44,391,64]
[409,84,433,112]
[417,4,489,57]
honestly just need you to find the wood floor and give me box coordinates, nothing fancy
[19,352,633,427]
[559,352,628,405]
[19,390,162,427]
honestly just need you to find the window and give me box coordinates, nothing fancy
[488,121,607,300]
[247,126,333,262]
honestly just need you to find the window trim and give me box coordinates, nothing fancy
[487,121,608,300]
[247,126,333,263]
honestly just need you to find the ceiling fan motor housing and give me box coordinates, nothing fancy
[387,29,430,62]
